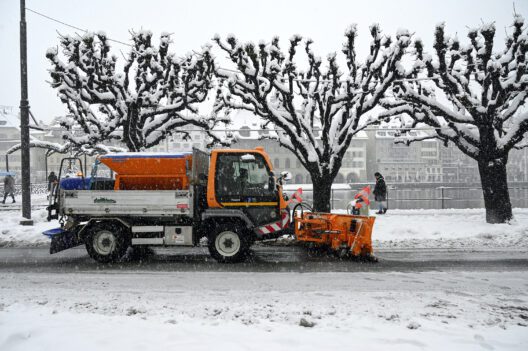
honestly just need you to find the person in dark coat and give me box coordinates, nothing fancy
[373,172,387,214]
[2,174,16,204]
[47,171,58,192]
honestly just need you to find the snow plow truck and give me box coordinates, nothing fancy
[45,148,375,263]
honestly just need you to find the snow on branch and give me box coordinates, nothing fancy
[6,140,125,156]
[385,14,528,160]
[47,31,224,151]
[7,141,71,155]
[213,25,412,181]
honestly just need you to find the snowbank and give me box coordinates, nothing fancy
[2,305,526,351]
[367,208,528,249]
[1,271,527,350]
[0,208,56,247]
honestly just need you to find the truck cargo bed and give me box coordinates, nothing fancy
[60,190,192,217]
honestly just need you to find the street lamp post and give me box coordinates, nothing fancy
[19,0,33,225]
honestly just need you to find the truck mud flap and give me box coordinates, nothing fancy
[43,228,83,254]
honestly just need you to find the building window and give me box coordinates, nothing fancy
[346,172,359,183]
[295,174,303,183]
[335,173,345,183]
[285,158,291,168]
[274,158,280,168]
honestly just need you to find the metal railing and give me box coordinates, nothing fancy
[9,182,49,196]
[4,182,527,210]
[284,183,528,210]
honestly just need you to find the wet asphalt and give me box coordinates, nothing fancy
[0,245,527,273]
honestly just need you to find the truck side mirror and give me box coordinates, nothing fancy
[277,171,292,186]
[280,171,292,182]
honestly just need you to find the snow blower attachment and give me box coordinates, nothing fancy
[293,203,376,260]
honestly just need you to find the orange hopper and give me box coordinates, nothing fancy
[99,153,192,190]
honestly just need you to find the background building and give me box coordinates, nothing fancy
[0,106,47,182]
[227,111,368,184]
[1,107,527,186]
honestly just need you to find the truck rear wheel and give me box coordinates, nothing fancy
[208,223,250,263]
[85,222,129,263]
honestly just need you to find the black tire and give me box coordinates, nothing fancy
[126,246,155,262]
[208,223,250,263]
[85,222,130,263]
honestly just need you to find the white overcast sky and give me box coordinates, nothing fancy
[0,0,526,123]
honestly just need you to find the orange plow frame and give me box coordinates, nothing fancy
[294,212,376,259]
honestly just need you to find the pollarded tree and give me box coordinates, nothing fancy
[214,25,412,212]
[382,15,528,223]
[46,30,223,151]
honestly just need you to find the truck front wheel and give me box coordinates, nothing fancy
[85,223,129,263]
[208,223,250,263]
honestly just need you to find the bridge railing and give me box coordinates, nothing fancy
[284,183,528,210]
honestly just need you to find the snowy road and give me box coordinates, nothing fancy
[1,246,527,350]
[0,246,527,272]
[2,207,528,350]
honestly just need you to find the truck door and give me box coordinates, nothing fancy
[213,153,279,227]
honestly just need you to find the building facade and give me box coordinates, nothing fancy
[2,107,527,186]
[227,112,369,184]
[0,106,47,182]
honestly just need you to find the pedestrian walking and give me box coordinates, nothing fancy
[2,174,16,204]
[48,171,58,192]
[373,172,387,214]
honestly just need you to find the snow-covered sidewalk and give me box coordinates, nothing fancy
[1,271,527,350]
[1,207,528,249]
[369,208,528,249]
[0,208,56,247]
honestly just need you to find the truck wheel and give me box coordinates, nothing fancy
[85,222,129,263]
[208,224,250,263]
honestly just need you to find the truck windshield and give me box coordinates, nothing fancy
[215,153,276,202]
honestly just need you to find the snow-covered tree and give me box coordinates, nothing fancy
[383,15,528,223]
[47,30,222,151]
[213,25,412,211]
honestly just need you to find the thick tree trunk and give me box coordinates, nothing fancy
[477,157,513,223]
[311,175,333,213]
